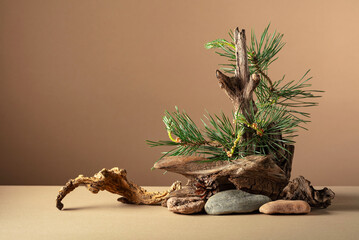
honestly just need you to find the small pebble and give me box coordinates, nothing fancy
[167,197,205,214]
[259,200,311,214]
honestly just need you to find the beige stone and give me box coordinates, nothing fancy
[167,197,205,214]
[259,200,311,214]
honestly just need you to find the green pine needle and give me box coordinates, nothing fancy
[147,24,323,165]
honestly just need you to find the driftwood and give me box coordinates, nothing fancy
[216,28,260,118]
[155,155,335,209]
[155,156,335,208]
[281,176,335,208]
[154,155,289,199]
[215,28,298,171]
[209,28,295,197]
[161,185,198,207]
[56,167,181,210]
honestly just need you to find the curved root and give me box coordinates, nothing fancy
[56,167,182,210]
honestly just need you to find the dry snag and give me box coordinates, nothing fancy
[216,28,260,119]
[56,167,181,210]
[281,176,335,208]
[153,155,289,199]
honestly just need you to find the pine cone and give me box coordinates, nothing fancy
[193,176,219,199]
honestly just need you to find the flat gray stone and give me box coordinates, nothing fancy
[204,190,271,215]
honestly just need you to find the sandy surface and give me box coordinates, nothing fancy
[0,186,358,240]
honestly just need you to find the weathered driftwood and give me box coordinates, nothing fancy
[215,28,297,165]
[154,155,289,199]
[161,177,220,208]
[216,28,260,118]
[161,185,198,207]
[213,27,293,182]
[56,167,181,210]
[281,176,335,208]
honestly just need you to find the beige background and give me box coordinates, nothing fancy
[0,0,358,186]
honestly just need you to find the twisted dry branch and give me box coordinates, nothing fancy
[56,167,182,210]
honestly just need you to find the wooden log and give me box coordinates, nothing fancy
[56,167,182,210]
[280,176,335,208]
[154,155,289,199]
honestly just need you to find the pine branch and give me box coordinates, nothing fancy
[148,24,324,165]
[235,104,300,161]
[147,108,233,161]
[250,56,274,90]
[147,105,299,163]
[205,24,285,81]
[247,24,285,73]
[162,106,205,144]
[257,70,323,123]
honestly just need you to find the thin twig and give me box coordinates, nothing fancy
[258,69,274,91]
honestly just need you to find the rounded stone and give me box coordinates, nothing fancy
[204,190,271,215]
[259,200,311,214]
[167,197,205,214]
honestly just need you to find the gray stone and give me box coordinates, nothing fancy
[204,190,271,215]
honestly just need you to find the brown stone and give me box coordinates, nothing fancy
[259,200,311,214]
[167,197,205,214]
